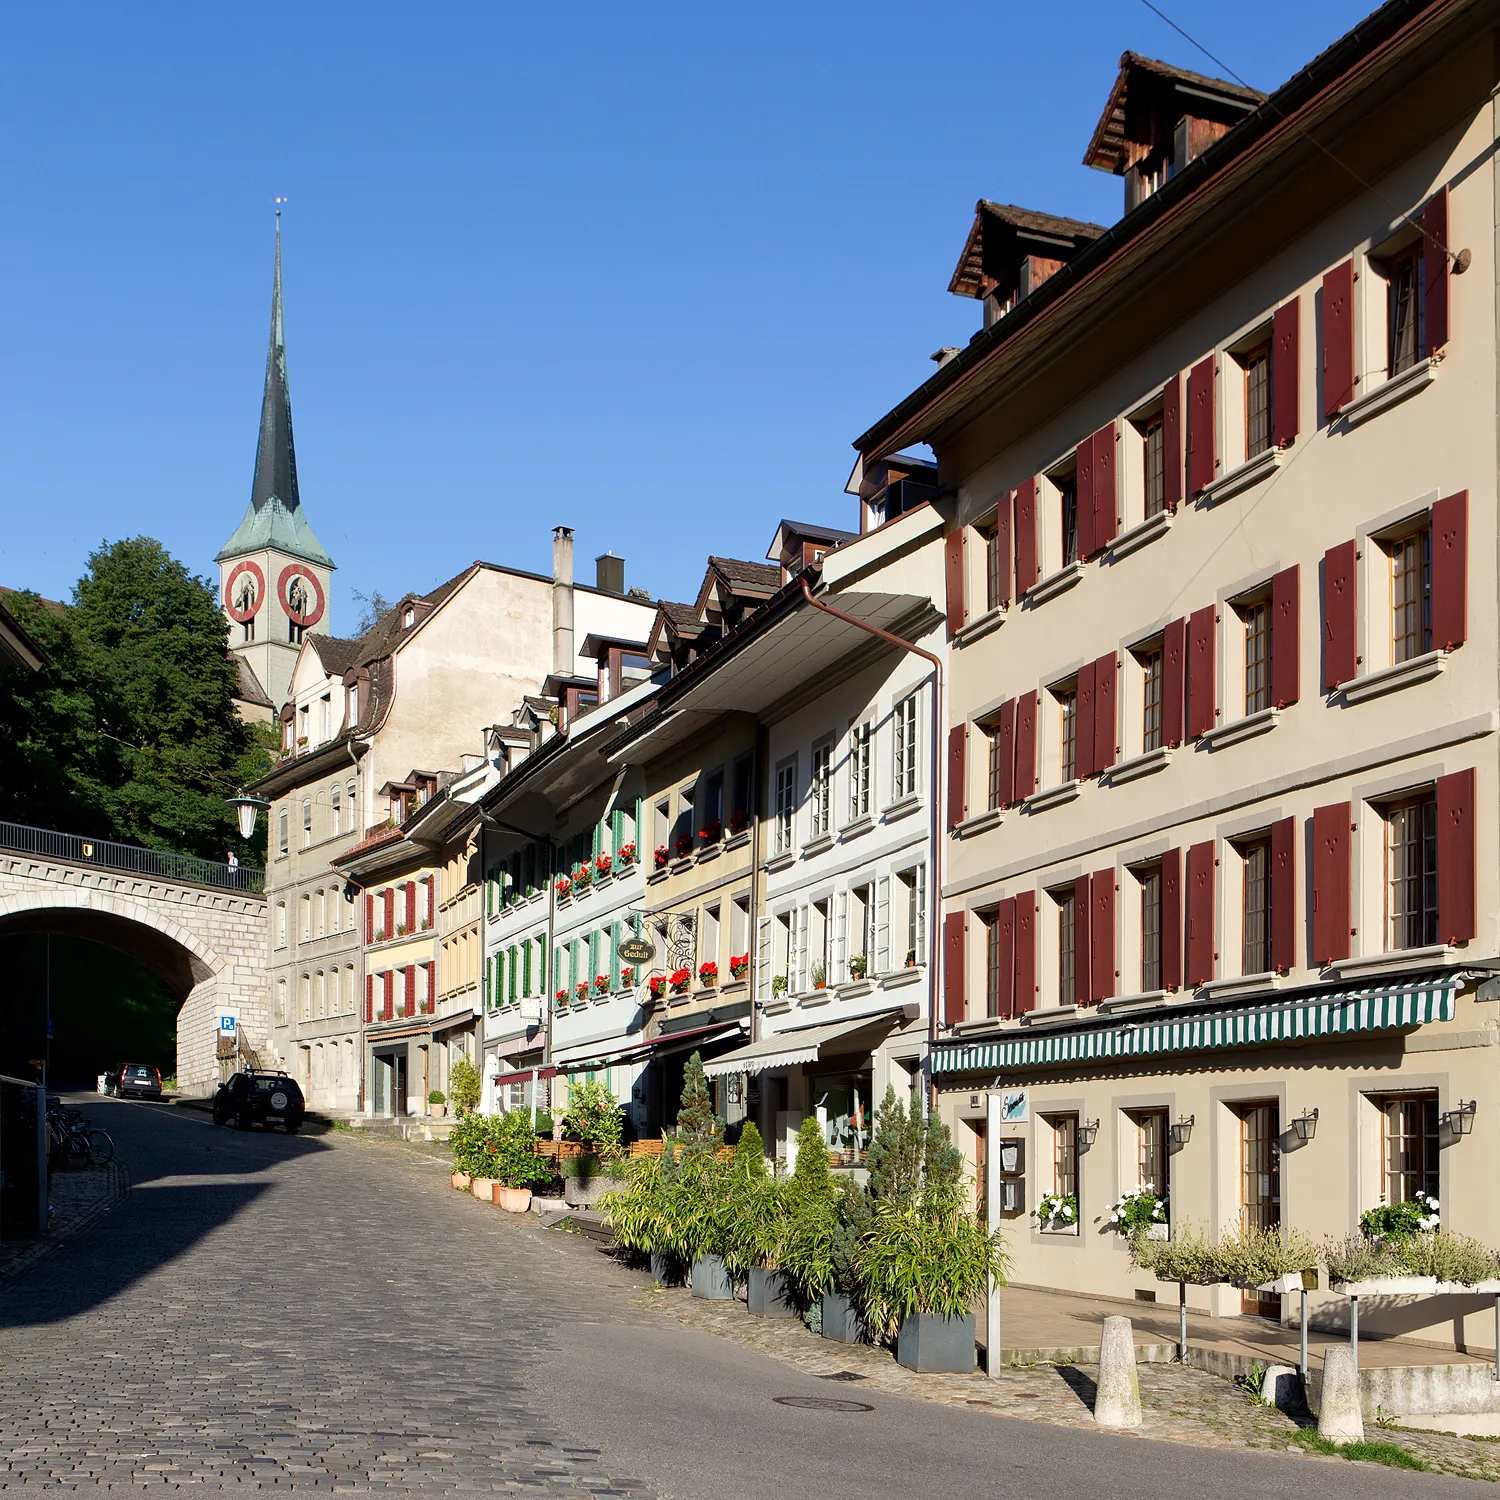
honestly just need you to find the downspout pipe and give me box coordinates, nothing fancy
[797,577,944,1107]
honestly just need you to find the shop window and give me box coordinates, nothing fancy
[812,1070,872,1157]
[1383,791,1437,950]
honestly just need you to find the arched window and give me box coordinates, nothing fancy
[275,903,287,948]
[302,798,312,849]
[300,974,311,1022]
[331,784,342,836]
[276,978,288,1026]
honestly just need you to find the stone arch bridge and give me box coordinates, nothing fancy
[0,821,266,1096]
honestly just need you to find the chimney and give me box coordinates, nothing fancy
[929,347,960,368]
[552,526,574,677]
[595,552,625,596]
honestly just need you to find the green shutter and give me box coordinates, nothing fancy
[554,946,564,996]
[610,920,621,989]
[508,945,518,1001]
[523,938,533,995]
[611,808,624,852]
[634,797,643,848]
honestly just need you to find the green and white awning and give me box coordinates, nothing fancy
[933,976,1460,1077]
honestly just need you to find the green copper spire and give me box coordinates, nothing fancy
[216,216,334,568]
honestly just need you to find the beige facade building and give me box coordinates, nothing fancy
[850,9,1500,1350]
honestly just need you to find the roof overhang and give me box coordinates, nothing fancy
[702,1007,912,1078]
[249,734,365,798]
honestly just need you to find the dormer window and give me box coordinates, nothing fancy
[404,607,415,628]
[346,683,359,727]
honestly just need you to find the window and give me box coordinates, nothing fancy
[1386,246,1424,377]
[1142,415,1165,518]
[986,719,1006,812]
[731,754,754,831]
[278,809,288,858]
[809,899,829,986]
[1237,1101,1280,1233]
[331,784,342,836]
[275,903,287,949]
[1241,597,1271,714]
[1243,341,1271,459]
[1378,1093,1439,1204]
[894,865,926,968]
[701,903,721,978]
[300,973,311,1023]
[775,760,796,855]
[983,908,1002,1018]
[300,895,311,941]
[1059,475,1079,567]
[1132,1108,1168,1198]
[314,889,326,939]
[730,894,750,961]
[1138,865,1162,991]
[849,883,874,972]
[1240,836,1272,974]
[653,798,670,854]
[1388,523,1432,664]
[302,798,312,850]
[704,769,725,831]
[1048,1114,1078,1203]
[1139,646,1164,753]
[810,741,832,838]
[320,694,332,742]
[275,978,287,1026]
[1055,682,1078,783]
[674,783,696,854]
[1385,792,1437,950]
[1053,888,1075,1007]
[893,695,919,801]
[847,722,872,822]
[981,518,1002,612]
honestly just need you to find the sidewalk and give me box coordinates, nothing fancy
[0,1163,129,1286]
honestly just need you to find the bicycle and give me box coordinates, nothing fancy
[45,1104,114,1168]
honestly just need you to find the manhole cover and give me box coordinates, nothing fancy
[817,1371,867,1383]
[774,1396,873,1413]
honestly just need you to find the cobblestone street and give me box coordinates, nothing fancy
[0,1097,1492,1497]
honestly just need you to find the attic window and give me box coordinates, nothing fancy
[404,607,415,628]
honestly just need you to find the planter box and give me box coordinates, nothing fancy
[452,1172,471,1191]
[821,1291,863,1344]
[650,1252,684,1288]
[690,1254,734,1301]
[563,1175,617,1209]
[1332,1276,1439,1296]
[747,1267,796,1319]
[471,1178,496,1201]
[492,1185,532,1213]
[1249,1270,1319,1295]
[896,1311,976,1374]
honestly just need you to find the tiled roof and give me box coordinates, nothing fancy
[308,634,362,678]
[235,656,275,709]
[706,556,780,591]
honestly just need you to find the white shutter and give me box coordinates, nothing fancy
[874,877,890,975]
[834,889,848,984]
[916,863,927,964]
[756,917,771,1001]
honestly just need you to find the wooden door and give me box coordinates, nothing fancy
[1238,1101,1281,1317]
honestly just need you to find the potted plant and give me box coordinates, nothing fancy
[428,1089,447,1119]
[593,973,610,995]
[448,1056,481,1118]
[374,928,387,943]
[722,1124,796,1318]
[1032,1192,1078,1232]
[673,834,694,860]
[847,954,868,980]
[729,952,749,982]
[728,808,749,836]
[669,967,691,995]
[904,948,916,968]
[648,975,668,1001]
[621,965,636,987]
[653,845,669,871]
[617,841,636,866]
[811,961,827,990]
[485,1112,552,1212]
[575,981,589,1003]
[555,876,572,899]
[771,975,788,998]
[600,1143,682,1285]
[555,988,569,1009]
[595,850,612,877]
[572,863,593,891]
[698,960,718,988]
[1105,1186,1166,1239]
[698,819,722,846]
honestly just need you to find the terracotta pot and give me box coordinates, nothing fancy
[452,1172,471,1191]
[493,1184,533,1213]
[470,1177,496,1200]
[430,1103,447,1118]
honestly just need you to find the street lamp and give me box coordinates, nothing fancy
[228,792,270,841]
[1443,1099,1478,1137]
[1170,1113,1195,1147]
[1291,1107,1319,1142]
[1077,1118,1100,1150]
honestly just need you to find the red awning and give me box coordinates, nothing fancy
[492,1064,557,1087]
[553,1019,745,1072]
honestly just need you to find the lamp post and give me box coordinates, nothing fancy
[228,792,270,841]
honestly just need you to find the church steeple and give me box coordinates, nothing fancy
[215,216,333,569]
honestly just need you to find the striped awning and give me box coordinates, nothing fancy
[933,976,1460,1077]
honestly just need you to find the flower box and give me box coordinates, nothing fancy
[1332,1276,1439,1296]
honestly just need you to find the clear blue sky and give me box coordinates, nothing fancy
[2,1,1372,625]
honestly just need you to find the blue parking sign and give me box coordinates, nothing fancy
[219,1015,238,1035]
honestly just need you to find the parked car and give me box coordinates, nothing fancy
[114,1064,163,1100]
[212,1072,305,1132]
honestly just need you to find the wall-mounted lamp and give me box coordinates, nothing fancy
[228,791,271,841]
[1077,1118,1100,1149]
[1443,1099,1478,1137]
[1171,1113,1195,1147]
[1291,1107,1319,1143]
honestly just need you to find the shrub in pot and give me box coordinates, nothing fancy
[448,1056,482,1118]
[783,1176,871,1342]
[428,1089,447,1118]
[727,1122,802,1318]
[564,1077,625,1164]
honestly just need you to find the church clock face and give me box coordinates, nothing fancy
[277,564,326,643]
[224,561,265,642]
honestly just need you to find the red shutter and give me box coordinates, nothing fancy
[1424,186,1449,354]
[1162,372,1183,512]
[1075,659,1097,780]
[424,960,437,1012]
[1270,816,1296,974]
[1311,802,1351,965]
[1185,840,1215,986]
[995,492,1013,609]
[383,887,395,937]
[426,877,435,927]
[404,965,416,1017]
[1322,260,1355,416]
[1271,298,1300,448]
[944,530,966,639]
[947,723,968,830]
[1014,691,1039,799]
[1093,423,1118,549]
[1089,870,1116,1003]
[1014,892,1037,1013]
[1160,848,1182,991]
[995,897,1016,1019]
[1431,490,1468,651]
[996,699,1016,808]
[1186,605,1217,739]
[365,893,374,944]
[1093,652,1118,772]
[943,911,966,1025]
[1015,479,1039,594]
[382,970,395,1021]
[1322,541,1357,690]
[1271,565,1300,708]
[1072,874,1092,1006]
[1437,768,1476,945]
[365,973,374,1023]
[1076,433,1096,561]
[1186,356,1215,495]
[1163,618,1186,747]
[405,881,417,932]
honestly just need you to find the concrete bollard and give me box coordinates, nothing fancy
[1260,1363,1300,1413]
[1318,1345,1364,1444]
[1094,1314,1143,1429]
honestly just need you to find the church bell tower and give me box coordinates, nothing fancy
[216,215,334,711]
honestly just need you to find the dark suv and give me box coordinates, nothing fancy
[113,1064,163,1101]
[212,1072,305,1132]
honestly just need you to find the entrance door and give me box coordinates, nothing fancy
[1237,1101,1281,1317]
[393,1052,408,1118]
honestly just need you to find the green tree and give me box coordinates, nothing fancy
[675,1051,723,1157]
[865,1085,926,1208]
[792,1114,833,1196]
[449,1055,482,1117]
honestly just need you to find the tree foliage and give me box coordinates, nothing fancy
[0,538,271,861]
[674,1051,723,1156]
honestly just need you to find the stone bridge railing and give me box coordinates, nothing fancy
[0,820,264,894]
